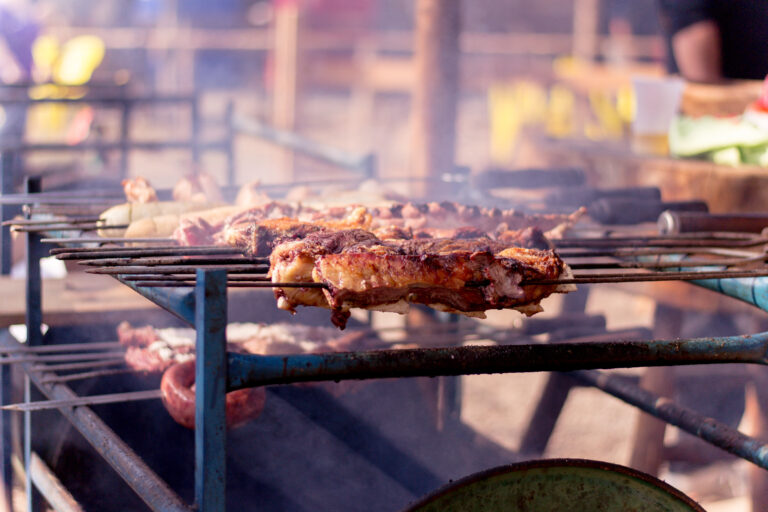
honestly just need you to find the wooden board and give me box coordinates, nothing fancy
[518,135,768,213]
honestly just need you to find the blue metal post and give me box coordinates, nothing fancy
[224,101,235,187]
[0,152,13,275]
[195,270,227,512]
[24,176,42,512]
[119,102,130,179]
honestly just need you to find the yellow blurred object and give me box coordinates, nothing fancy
[488,81,548,162]
[489,85,520,162]
[32,35,59,82]
[53,35,105,86]
[616,85,635,123]
[546,84,575,138]
[586,90,624,140]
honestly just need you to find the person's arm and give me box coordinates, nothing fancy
[658,0,722,83]
[672,19,722,83]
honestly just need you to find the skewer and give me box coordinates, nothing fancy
[0,389,163,412]
[131,268,768,288]
[31,359,127,372]
[0,352,125,366]
[133,281,325,288]
[2,216,101,226]
[42,237,174,244]
[567,254,768,270]
[0,341,122,355]
[86,264,269,275]
[556,246,751,258]
[80,255,267,267]
[120,274,270,282]
[52,246,241,259]
[40,368,138,384]
[555,235,768,249]
[526,268,768,285]
[12,224,128,233]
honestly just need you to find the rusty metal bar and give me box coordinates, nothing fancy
[12,224,128,233]
[41,237,173,244]
[573,369,768,470]
[0,336,192,512]
[40,368,136,384]
[29,452,84,512]
[86,264,268,275]
[2,216,101,226]
[567,254,768,270]
[227,332,768,390]
[120,274,269,282]
[52,246,231,259]
[555,235,768,248]
[80,255,265,266]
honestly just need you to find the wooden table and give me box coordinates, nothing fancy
[518,134,768,213]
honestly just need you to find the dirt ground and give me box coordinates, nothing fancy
[461,286,758,512]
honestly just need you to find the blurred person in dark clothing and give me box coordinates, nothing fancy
[658,0,768,82]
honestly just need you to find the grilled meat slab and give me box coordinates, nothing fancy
[270,230,574,328]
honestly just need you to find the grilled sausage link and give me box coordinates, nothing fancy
[161,360,266,429]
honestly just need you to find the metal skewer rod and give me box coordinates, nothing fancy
[134,281,324,288]
[555,236,768,249]
[0,389,163,412]
[80,255,267,267]
[527,268,768,285]
[40,368,138,384]
[42,237,174,244]
[52,245,225,258]
[559,232,760,242]
[0,197,119,205]
[2,216,101,227]
[121,274,269,282]
[86,264,269,275]
[129,268,768,288]
[567,254,768,270]
[31,360,127,372]
[0,341,122,355]
[556,247,752,258]
[0,352,125,365]
[12,224,128,233]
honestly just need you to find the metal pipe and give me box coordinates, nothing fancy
[0,152,14,275]
[693,276,768,313]
[0,336,192,512]
[227,332,768,390]
[53,246,234,259]
[194,270,227,512]
[232,114,369,173]
[118,278,195,326]
[28,452,84,512]
[573,369,768,470]
[24,176,42,512]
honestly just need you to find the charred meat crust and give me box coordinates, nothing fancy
[270,230,571,329]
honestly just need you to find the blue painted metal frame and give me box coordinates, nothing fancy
[24,177,43,512]
[226,333,768,390]
[195,270,227,512]
[0,152,13,276]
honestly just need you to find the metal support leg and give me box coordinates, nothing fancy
[224,101,235,186]
[191,97,201,170]
[119,103,131,179]
[24,176,43,512]
[0,152,14,275]
[519,372,575,454]
[195,269,227,512]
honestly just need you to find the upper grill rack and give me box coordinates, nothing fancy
[44,231,768,289]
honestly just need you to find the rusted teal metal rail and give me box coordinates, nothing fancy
[227,333,768,390]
